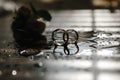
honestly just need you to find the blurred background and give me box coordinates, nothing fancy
[0,0,120,80]
[0,0,120,11]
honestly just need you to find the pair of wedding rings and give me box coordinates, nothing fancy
[52,29,79,55]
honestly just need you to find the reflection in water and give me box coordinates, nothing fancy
[0,9,120,80]
[52,29,79,56]
[0,29,120,80]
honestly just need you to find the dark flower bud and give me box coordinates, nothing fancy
[17,5,31,19]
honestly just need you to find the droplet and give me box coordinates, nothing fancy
[8,54,11,57]
[34,62,43,68]
[12,70,17,76]
[29,56,34,61]
[38,62,43,67]
[45,54,50,59]
[20,50,26,55]
[36,51,44,56]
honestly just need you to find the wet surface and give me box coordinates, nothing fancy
[0,10,120,80]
